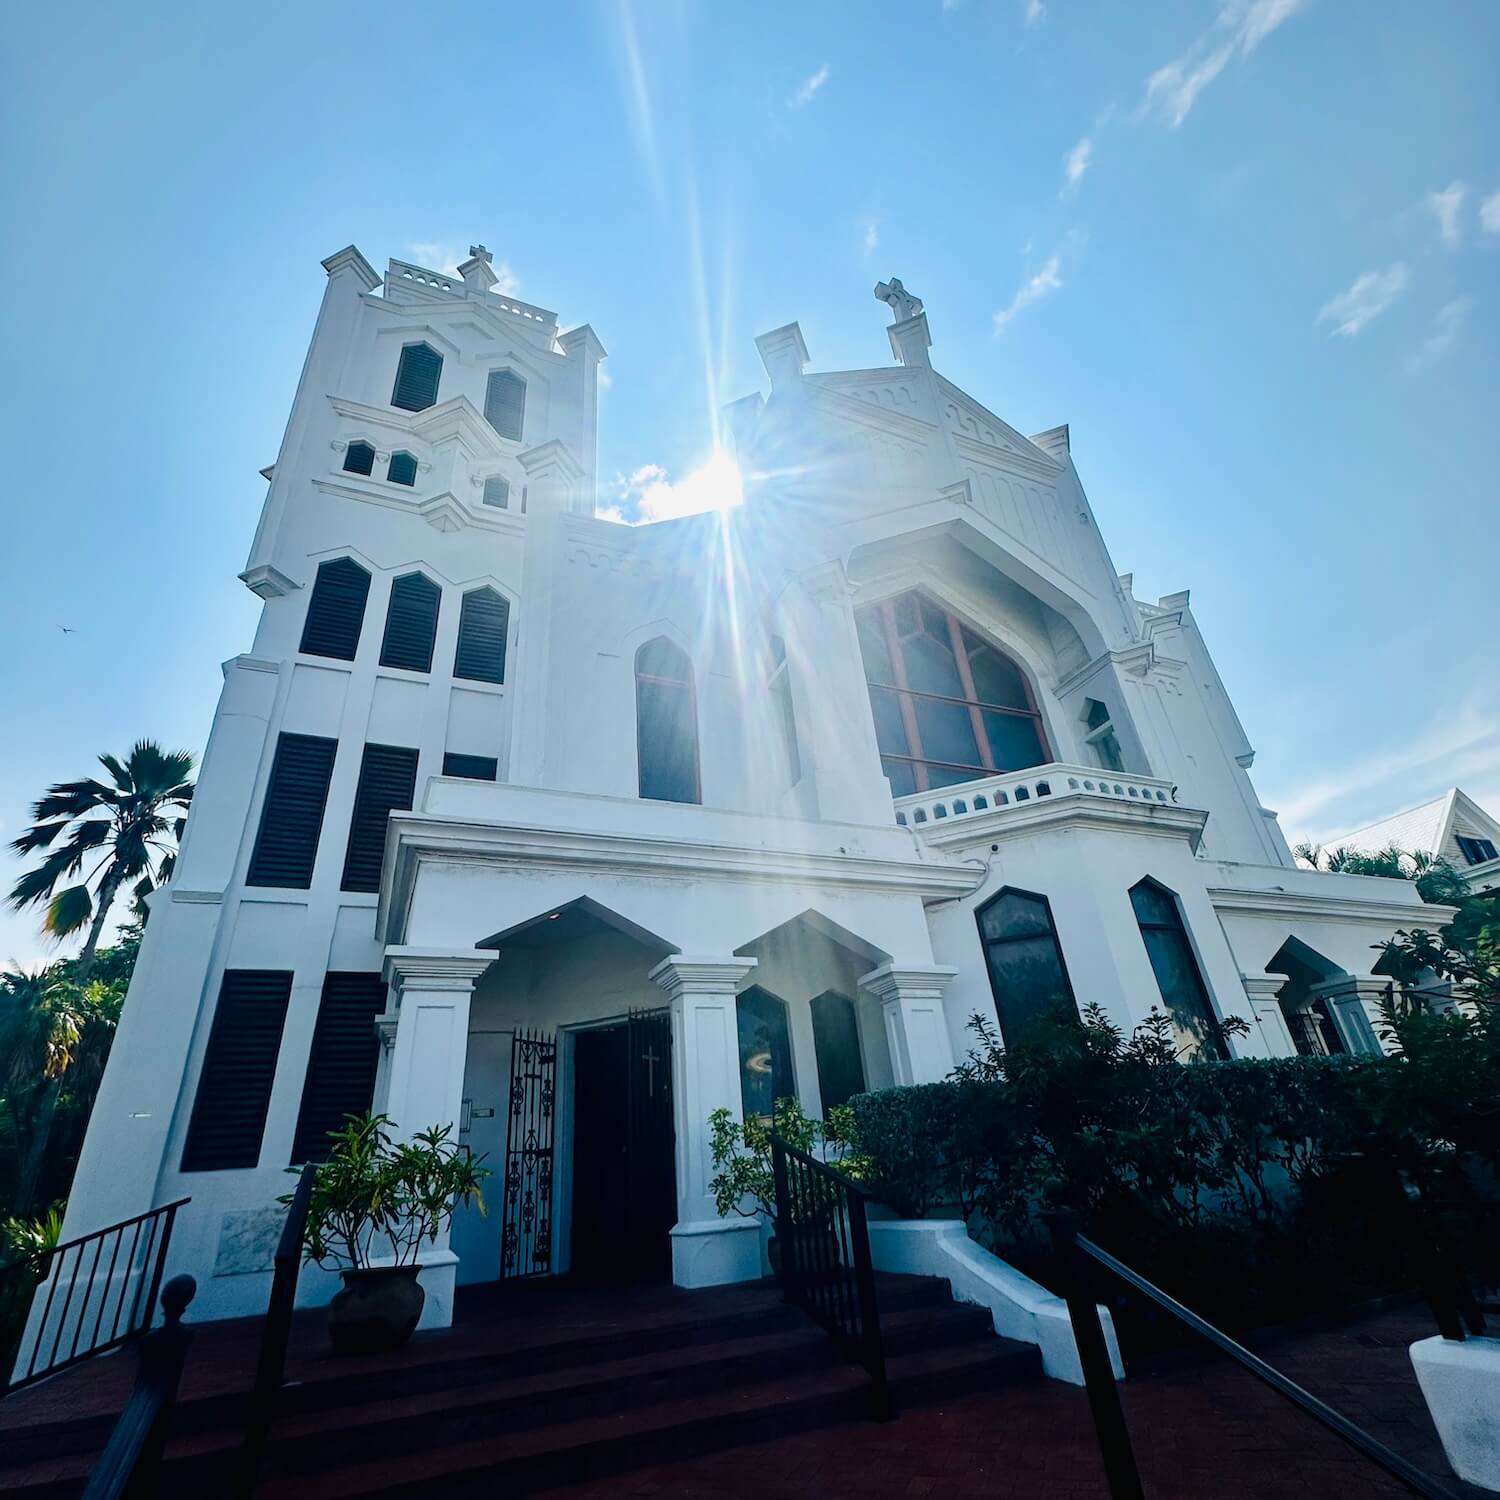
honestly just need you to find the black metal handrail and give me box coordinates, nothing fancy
[2,1197,190,1394]
[233,1161,316,1498]
[769,1135,891,1420]
[81,1274,197,1500]
[1045,1211,1463,1500]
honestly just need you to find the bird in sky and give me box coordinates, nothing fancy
[57,625,76,635]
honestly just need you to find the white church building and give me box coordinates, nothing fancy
[44,243,1440,1329]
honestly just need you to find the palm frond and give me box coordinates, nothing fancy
[43,886,94,940]
[98,754,132,792]
[9,821,70,856]
[8,850,78,910]
[29,780,115,824]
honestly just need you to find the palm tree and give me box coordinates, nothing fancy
[1293,842,1470,906]
[7,742,194,980]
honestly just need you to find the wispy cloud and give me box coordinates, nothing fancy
[1478,190,1500,235]
[1408,296,1473,372]
[1142,0,1306,128]
[1023,0,1046,25]
[788,64,830,110]
[861,218,879,256]
[1427,181,1468,248]
[1062,137,1092,193]
[596,365,614,391]
[993,253,1064,334]
[1316,263,1408,337]
[408,241,520,295]
[1272,701,1500,845]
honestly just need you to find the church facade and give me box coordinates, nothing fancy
[45,244,1437,1329]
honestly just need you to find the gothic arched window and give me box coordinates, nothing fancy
[811,991,866,1112]
[380,572,441,673]
[854,591,1050,794]
[391,342,442,412]
[342,441,375,477]
[737,986,795,1122]
[976,887,1076,1047]
[454,587,509,685]
[1130,879,1227,1060]
[484,368,526,441]
[635,638,700,804]
[300,557,371,661]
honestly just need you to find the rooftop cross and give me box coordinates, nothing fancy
[469,244,493,265]
[874,277,923,323]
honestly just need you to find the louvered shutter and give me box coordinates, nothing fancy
[380,574,440,672]
[291,972,386,1162]
[481,476,509,509]
[442,752,498,780]
[247,733,338,888]
[181,970,293,1172]
[483,370,526,441]
[342,442,375,476]
[341,743,419,892]
[387,451,418,487]
[299,557,371,660]
[454,588,509,684]
[391,343,442,412]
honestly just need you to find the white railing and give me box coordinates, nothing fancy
[892,763,1175,829]
[385,261,557,326]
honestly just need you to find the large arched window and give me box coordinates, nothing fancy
[810,991,866,1112]
[1129,880,1227,1060]
[635,638,700,804]
[976,887,1076,1047]
[737,986,795,1122]
[855,591,1050,794]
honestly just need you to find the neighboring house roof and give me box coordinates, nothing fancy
[1322,788,1500,889]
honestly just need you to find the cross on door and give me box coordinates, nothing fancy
[640,1044,661,1094]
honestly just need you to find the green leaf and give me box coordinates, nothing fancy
[43,885,94,939]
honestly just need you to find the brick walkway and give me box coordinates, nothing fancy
[551,1303,1478,1499]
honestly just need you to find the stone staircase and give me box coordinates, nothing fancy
[0,1273,1039,1497]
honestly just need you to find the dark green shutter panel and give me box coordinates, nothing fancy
[342,442,375,476]
[484,370,526,441]
[387,451,418,487]
[300,557,371,660]
[454,588,508,684]
[181,970,293,1171]
[442,752,497,780]
[292,972,386,1162]
[247,733,338,888]
[341,743,419,892]
[481,475,510,509]
[391,343,442,412]
[380,573,440,672]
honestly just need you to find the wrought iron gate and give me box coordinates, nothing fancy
[500,1028,556,1280]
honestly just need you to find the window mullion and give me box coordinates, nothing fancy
[880,601,929,792]
[947,613,996,773]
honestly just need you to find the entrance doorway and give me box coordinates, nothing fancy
[570,1009,676,1281]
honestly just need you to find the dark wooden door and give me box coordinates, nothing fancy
[570,1014,676,1281]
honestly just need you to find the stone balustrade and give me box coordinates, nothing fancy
[386,260,557,326]
[892,763,1175,829]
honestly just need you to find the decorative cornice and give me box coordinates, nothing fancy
[648,955,757,999]
[322,245,380,290]
[223,654,280,677]
[1053,644,1157,696]
[382,946,497,995]
[934,376,1061,470]
[309,478,526,537]
[1207,886,1451,929]
[239,563,299,599]
[1240,975,1284,1002]
[858,963,958,1004]
[911,795,1208,854]
[950,431,1061,481]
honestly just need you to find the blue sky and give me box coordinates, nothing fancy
[1,0,1497,966]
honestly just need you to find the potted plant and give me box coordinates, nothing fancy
[283,1112,490,1354]
[708,1098,866,1273]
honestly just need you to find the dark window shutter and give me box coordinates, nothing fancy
[300,557,371,660]
[391,343,442,412]
[482,476,510,509]
[292,972,386,1162]
[181,970,293,1172]
[342,442,375,476]
[387,451,418,487]
[380,573,440,672]
[341,743,419,892]
[484,370,526,441]
[442,752,498,780]
[247,733,338,888]
[454,588,509,684]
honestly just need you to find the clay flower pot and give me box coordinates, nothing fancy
[327,1265,425,1355]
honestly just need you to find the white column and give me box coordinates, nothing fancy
[649,955,763,1289]
[1310,975,1392,1056]
[859,963,959,1085]
[1241,975,1297,1058]
[377,947,494,1330]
